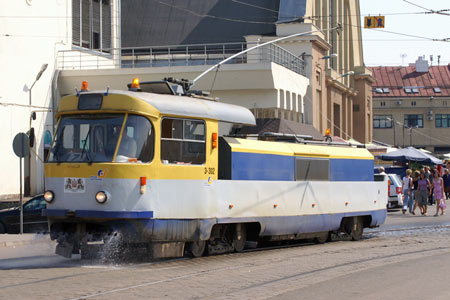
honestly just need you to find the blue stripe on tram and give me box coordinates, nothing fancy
[231,152,375,182]
[330,159,374,181]
[231,152,295,181]
[43,209,153,219]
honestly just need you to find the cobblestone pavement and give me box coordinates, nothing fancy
[1,211,450,299]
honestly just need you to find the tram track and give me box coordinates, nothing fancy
[2,223,450,300]
[66,239,450,300]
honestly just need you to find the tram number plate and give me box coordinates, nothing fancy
[204,167,215,175]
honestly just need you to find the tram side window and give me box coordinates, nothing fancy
[161,118,205,165]
[295,158,330,181]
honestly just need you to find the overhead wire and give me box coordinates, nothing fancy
[150,0,276,24]
[390,118,450,146]
[403,0,450,16]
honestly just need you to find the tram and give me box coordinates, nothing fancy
[43,79,388,259]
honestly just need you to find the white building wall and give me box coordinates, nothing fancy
[57,63,309,114]
[0,1,71,198]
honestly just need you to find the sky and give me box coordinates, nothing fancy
[359,0,450,66]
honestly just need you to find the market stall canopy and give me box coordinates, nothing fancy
[378,147,443,165]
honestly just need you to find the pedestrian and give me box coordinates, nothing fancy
[433,170,445,216]
[378,166,386,175]
[424,166,434,205]
[417,172,430,216]
[443,168,450,200]
[411,170,420,215]
[401,169,413,214]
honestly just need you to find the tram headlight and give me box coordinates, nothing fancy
[95,191,107,204]
[44,190,54,203]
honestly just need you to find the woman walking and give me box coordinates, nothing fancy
[417,172,430,216]
[411,170,420,215]
[443,168,450,200]
[402,169,413,214]
[433,170,446,216]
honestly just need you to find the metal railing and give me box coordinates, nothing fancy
[57,42,306,76]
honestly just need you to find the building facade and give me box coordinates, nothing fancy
[116,0,375,143]
[0,0,120,199]
[371,57,450,154]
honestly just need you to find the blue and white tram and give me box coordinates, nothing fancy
[43,80,388,258]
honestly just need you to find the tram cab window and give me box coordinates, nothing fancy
[114,115,154,163]
[161,118,205,165]
[48,114,154,163]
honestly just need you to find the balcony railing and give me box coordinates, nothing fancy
[57,42,306,76]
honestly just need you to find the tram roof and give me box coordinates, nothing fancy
[63,90,256,125]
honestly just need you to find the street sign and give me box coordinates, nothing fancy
[12,132,30,234]
[13,132,30,158]
[364,16,385,28]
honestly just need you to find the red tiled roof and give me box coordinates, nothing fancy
[369,64,450,97]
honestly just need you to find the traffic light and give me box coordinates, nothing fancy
[364,16,385,28]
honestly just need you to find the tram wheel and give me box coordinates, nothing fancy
[349,217,364,241]
[314,232,330,244]
[233,224,247,252]
[187,241,206,258]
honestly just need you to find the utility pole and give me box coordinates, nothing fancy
[393,120,396,146]
[387,117,396,146]
[402,124,405,148]
[409,127,412,145]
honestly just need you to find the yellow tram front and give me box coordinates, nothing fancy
[43,83,255,258]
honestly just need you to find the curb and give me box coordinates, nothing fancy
[0,235,53,248]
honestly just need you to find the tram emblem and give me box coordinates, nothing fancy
[97,169,105,178]
[64,177,85,193]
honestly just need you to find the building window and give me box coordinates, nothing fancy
[411,101,416,106]
[436,114,450,128]
[374,88,383,94]
[380,101,386,107]
[404,114,423,128]
[72,0,111,51]
[278,0,306,22]
[316,71,321,88]
[353,104,360,112]
[373,115,392,128]
[161,118,205,165]
[434,87,441,93]
[279,89,285,108]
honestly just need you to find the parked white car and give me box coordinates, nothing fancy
[387,173,403,208]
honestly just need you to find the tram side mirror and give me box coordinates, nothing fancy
[31,111,36,120]
[29,128,35,148]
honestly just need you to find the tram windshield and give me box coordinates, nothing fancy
[48,114,154,163]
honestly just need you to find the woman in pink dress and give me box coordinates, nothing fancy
[433,170,445,216]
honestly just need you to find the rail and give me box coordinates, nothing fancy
[57,42,306,76]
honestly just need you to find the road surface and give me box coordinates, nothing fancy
[0,209,449,300]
